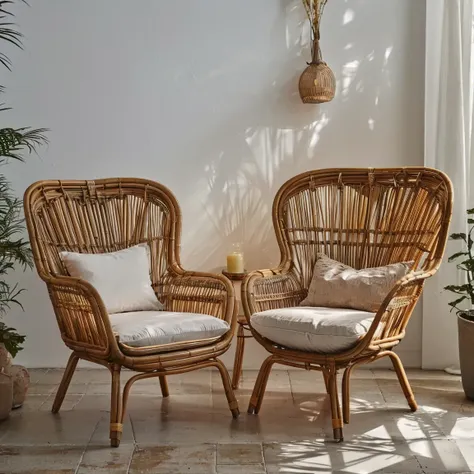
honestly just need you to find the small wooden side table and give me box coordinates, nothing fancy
[222,270,252,390]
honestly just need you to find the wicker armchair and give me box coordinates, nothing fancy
[242,168,452,442]
[24,178,239,447]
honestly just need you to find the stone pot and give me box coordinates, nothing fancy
[0,371,12,420]
[7,365,30,409]
[458,311,474,400]
[0,343,12,371]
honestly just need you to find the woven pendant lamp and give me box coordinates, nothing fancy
[299,0,336,104]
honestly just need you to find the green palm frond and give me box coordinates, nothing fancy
[0,0,46,356]
[0,127,48,161]
[0,0,27,70]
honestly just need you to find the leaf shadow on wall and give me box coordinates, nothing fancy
[180,0,422,273]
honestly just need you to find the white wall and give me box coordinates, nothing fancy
[3,0,426,368]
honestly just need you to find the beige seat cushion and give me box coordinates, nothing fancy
[110,311,230,351]
[251,307,375,353]
[300,253,412,312]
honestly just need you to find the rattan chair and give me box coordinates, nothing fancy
[24,178,239,447]
[241,168,452,442]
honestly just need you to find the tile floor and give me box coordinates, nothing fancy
[0,368,473,473]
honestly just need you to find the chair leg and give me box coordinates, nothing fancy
[248,355,275,415]
[52,353,79,414]
[388,351,418,412]
[109,364,123,447]
[342,365,354,424]
[232,324,245,390]
[323,370,330,393]
[213,359,240,418]
[159,376,169,398]
[325,365,344,442]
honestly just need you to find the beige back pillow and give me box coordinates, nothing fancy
[300,253,413,312]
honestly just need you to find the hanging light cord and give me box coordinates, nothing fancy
[302,0,328,63]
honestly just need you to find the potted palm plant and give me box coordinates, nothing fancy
[445,208,474,400]
[0,0,47,419]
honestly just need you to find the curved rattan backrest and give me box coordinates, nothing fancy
[24,178,181,288]
[273,168,452,290]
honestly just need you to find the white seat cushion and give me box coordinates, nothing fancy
[251,307,375,353]
[110,311,230,348]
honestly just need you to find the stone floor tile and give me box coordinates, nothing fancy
[129,444,216,473]
[165,369,212,395]
[87,412,135,445]
[27,368,50,384]
[0,446,83,473]
[264,440,423,473]
[429,411,474,439]
[0,410,101,446]
[40,393,84,411]
[84,383,113,395]
[66,383,90,395]
[71,368,111,384]
[408,439,472,473]
[131,410,234,445]
[10,394,50,413]
[74,394,111,412]
[452,439,474,471]
[216,443,263,465]
[2,368,474,473]
[31,369,66,385]
[27,383,58,395]
[130,465,215,474]
[213,370,290,395]
[76,443,135,473]
[216,464,266,473]
[459,401,474,413]
[373,369,459,382]
[288,369,328,385]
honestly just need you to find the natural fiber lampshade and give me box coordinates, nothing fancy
[299,61,336,104]
[299,0,336,104]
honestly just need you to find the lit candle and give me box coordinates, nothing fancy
[227,247,244,273]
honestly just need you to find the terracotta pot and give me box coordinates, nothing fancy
[0,343,12,371]
[458,311,474,400]
[0,371,12,420]
[7,365,30,409]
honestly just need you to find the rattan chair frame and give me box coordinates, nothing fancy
[241,167,452,442]
[24,178,239,447]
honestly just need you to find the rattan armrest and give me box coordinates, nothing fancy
[241,268,306,323]
[361,270,431,351]
[43,274,118,358]
[160,270,236,328]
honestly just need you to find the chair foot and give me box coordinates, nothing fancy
[109,364,123,448]
[52,353,79,414]
[247,400,257,415]
[326,364,344,444]
[213,359,240,418]
[247,355,275,415]
[408,396,418,412]
[110,434,122,447]
[333,427,344,442]
[110,422,123,448]
[388,351,418,413]
[159,375,169,398]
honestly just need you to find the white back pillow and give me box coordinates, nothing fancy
[60,243,163,314]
